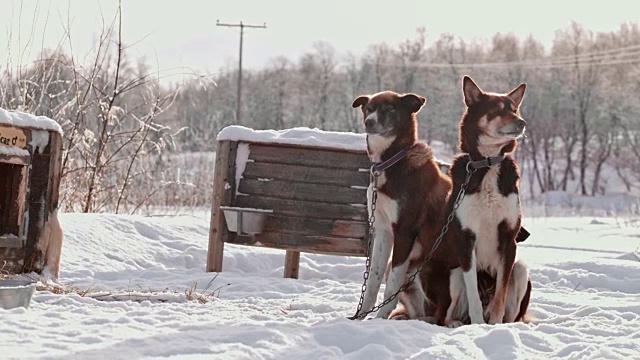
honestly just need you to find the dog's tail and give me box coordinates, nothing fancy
[515,278,533,323]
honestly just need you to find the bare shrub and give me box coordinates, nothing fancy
[0,1,210,214]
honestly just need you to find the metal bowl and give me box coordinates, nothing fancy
[0,280,36,310]
[220,206,273,236]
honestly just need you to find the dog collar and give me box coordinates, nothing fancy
[371,146,411,173]
[468,155,505,169]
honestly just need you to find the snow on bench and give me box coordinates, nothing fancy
[216,125,367,152]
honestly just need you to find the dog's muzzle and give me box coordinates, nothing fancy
[365,119,376,131]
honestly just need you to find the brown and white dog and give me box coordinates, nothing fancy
[390,196,531,325]
[444,75,528,325]
[351,91,451,319]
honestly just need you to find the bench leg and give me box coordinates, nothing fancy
[207,182,227,272]
[207,140,231,273]
[284,250,300,279]
[207,231,224,272]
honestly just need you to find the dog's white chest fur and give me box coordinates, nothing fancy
[456,165,520,273]
[368,178,398,226]
[367,134,395,163]
[366,134,399,224]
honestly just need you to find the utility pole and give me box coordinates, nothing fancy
[216,20,267,125]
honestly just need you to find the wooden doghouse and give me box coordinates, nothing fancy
[0,109,63,277]
[206,126,371,278]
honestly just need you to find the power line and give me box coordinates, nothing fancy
[381,56,640,70]
[527,43,640,64]
[431,56,640,69]
[216,20,267,125]
[379,57,640,70]
[389,51,640,69]
[377,44,640,70]
[507,49,640,67]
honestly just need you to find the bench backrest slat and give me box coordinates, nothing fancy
[227,231,366,256]
[235,195,367,222]
[243,162,369,187]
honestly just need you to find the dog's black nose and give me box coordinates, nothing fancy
[516,118,526,131]
[365,119,375,129]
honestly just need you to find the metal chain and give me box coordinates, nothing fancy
[349,164,477,320]
[348,170,379,320]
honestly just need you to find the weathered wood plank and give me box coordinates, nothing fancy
[235,195,367,221]
[0,154,29,166]
[15,165,28,243]
[228,232,366,256]
[284,250,300,279]
[0,262,24,274]
[238,179,367,205]
[47,132,63,213]
[243,162,370,187]
[0,247,25,260]
[263,216,367,239]
[248,143,370,170]
[221,142,238,243]
[24,152,51,273]
[0,235,21,248]
[0,235,22,249]
[206,140,231,272]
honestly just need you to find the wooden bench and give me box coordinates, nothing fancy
[206,127,371,278]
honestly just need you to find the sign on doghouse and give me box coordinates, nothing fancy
[0,126,27,149]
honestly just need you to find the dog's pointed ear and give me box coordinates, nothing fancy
[507,83,527,108]
[352,95,370,109]
[462,75,483,107]
[400,93,426,114]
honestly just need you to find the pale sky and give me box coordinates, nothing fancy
[1,0,638,78]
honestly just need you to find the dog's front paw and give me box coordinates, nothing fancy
[388,305,409,320]
[389,314,409,320]
[388,308,409,320]
[488,313,504,325]
[483,306,491,322]
[485,302,505,324]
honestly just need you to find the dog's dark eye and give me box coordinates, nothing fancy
[382,105,395,113]
[367,104,377,113]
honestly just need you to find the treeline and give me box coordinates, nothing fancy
[176,23,640,199]
[2,15,639,213]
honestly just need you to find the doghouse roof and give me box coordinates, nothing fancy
[217,125,367,152]
[0,108,63,134]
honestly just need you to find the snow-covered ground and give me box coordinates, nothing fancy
[1,212,639,359]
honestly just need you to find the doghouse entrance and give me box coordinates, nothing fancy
[0,161,28,247]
